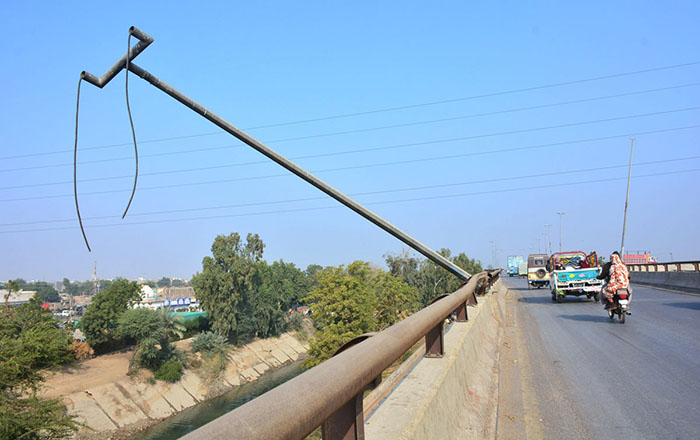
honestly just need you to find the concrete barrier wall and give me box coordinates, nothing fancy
[631,271,700,293]
[365,281,505,440]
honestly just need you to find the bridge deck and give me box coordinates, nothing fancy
[498,277,700,439]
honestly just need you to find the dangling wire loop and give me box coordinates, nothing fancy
[123,31,139,219]
[74,76,91,252]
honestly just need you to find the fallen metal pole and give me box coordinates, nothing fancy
[81,27,471,280]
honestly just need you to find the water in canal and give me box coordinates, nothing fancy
[130,361,303,439]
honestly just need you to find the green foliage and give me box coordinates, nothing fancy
[385,249,483,307]
[183,316,210,338]
[116,308,185,372]
[154,360,183,383]
[3,280,20,306]
[0,297,73,391]
[303,262,418,369]
[134,337,164,370]
[191,331,228,355]
[21,281,60,303]
[159,308,186,341]
[0,393,79,440]
[0,297,78,439]
[157,277,172,287]
[79,280,141,352]
[248,260,312,339]
[117,308,166,342]
[287,313,305,332]
[192,233,264,343]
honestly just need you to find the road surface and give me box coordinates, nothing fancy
[497,276,700,440]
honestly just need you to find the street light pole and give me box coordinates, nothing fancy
[544,224,552,255]
[620,137,635,259]
[556,212,566,252]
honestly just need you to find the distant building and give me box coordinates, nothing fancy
[623,251,657,264]
[140,285,157,300]
[133,286,199,311]
[1,289,37,306]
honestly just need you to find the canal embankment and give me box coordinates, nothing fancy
[43,332,308,439]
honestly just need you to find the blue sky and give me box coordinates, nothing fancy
[1,1,699,281]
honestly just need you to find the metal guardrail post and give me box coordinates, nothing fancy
[425,321,445,357]
[324,334,381,440]
[323,393,365,440]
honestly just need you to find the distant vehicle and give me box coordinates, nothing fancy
[548,251,602,302]
[518,262,528,277]
[60,310,70,317]
[527,254,550,289]
[507,256,524,277]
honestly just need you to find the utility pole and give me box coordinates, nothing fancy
[92,260,99,296]
[556,212,566,252]
[77,27,472,281]
[620,137,635,259]
[544,224,552,255]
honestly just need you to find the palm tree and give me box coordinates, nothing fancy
[159,307,186,341]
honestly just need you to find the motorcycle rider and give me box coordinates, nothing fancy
[600,252,630,310]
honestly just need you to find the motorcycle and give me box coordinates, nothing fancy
[607,288,631,324]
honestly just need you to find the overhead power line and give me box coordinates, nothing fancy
[2,167,698,235]
[3,61,699,161]
[3,155,699,226]
[3,105,700,174]
[8,82,699,171]
[2,123,699,199]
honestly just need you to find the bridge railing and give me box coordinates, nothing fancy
[628,261,700,273]
[181,269,501,440]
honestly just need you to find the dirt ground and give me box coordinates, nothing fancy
[43,339,193,399]
[42,350,134,398]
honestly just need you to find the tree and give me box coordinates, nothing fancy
[192,233,264,343]
[385,249,482,307]
[0,296,79,439]
[79,280,141,353]
[157,277,171,288]
[29,282,60,303]
[252,260,311,338]
[305,264,324,288]
[303,262,418,369]
[158,307,186,341]
[117,308,170,370]
[3,280,19,308]
[61,278,80,297]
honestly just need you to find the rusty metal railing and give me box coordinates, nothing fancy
[181,269,500,440]
[628,261,700,273]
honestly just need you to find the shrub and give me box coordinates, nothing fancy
[183,316,210,338]
[71,341,94,360]
[154,360,183,382]
[135,338,163,370]
[287,313,305,331]
[191,331,228,355]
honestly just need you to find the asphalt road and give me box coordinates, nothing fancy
[499,276,700,440]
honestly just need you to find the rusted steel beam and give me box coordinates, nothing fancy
[181,272,491,440]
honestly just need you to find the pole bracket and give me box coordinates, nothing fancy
[81,26,153,88]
